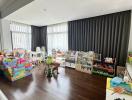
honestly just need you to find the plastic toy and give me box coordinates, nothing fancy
[105,57,113,63]
[13,48,25,58]
[0,55,4,64]
[45,56,53,77]
[107,78,132,96]
[46,56,53,65]
[111,77,123,87]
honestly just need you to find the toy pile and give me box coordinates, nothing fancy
[44,56,59,77]
[0,48,33,81]
[107,77,132,96]
[92,58,116,77]
[45,56,53,77]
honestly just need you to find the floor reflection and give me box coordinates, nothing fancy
[3,64,110,100]
[12,66,71,100]
[13,72,37,100]
[0,65,106,100]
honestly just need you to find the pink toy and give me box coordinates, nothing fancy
[0,55,4,62]
[17,58,26,64]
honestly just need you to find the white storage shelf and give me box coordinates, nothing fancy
[65,62,75,68]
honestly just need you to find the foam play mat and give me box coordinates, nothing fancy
[106,78,132,100]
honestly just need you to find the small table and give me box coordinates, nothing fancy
[51,62,60,73]
[54,57,65,67]
[44,62,60,77]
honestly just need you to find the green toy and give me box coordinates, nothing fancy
[45,56,53,77]
[46,56,53,65]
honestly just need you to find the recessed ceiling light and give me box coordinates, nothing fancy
[43,9,47,11]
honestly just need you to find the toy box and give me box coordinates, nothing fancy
[0,57,32,81]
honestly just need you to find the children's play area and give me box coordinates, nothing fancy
[0,0,132,100]
[0,49,33,81]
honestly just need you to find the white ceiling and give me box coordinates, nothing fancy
[4,0,132,26]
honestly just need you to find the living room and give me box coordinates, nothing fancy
[0,0,132,100]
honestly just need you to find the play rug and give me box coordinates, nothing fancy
[0,90,8,100]
[106,78,132,100]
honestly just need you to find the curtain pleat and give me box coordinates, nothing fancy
[10,21,31,50]
[31,26,40,51]
[40,26,47,51]
[47,23,68,54]
[68,10,131,66]
[31,26,47,51]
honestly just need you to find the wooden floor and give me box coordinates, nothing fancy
[0,65,106,100]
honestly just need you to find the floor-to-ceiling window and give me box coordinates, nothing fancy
[10,21,31,50]
[47,22,68,54]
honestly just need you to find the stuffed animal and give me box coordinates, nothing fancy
[105,57,113,63]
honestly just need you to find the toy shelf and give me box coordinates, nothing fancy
[75,51,94,74]
[92,58,116,77]
[92,70,114,77]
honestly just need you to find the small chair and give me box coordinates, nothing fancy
[30,47,43,66]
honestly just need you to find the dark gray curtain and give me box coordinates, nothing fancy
[31,26,41,51]
[68,10,131,66]
[40,26,47,51]
[31,26,47,51]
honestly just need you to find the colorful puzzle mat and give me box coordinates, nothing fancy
[107,78,132,95]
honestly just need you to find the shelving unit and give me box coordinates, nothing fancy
[65,51,77,68]
[75,51,94,74]
[92,58,116,77]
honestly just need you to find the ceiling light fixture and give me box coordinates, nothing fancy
[43,9,47,12]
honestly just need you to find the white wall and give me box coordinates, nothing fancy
[128,12,132,51]
[0,19,12,50]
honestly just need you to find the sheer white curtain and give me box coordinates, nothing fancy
[47,23,68,54]
[10,21,31,50]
